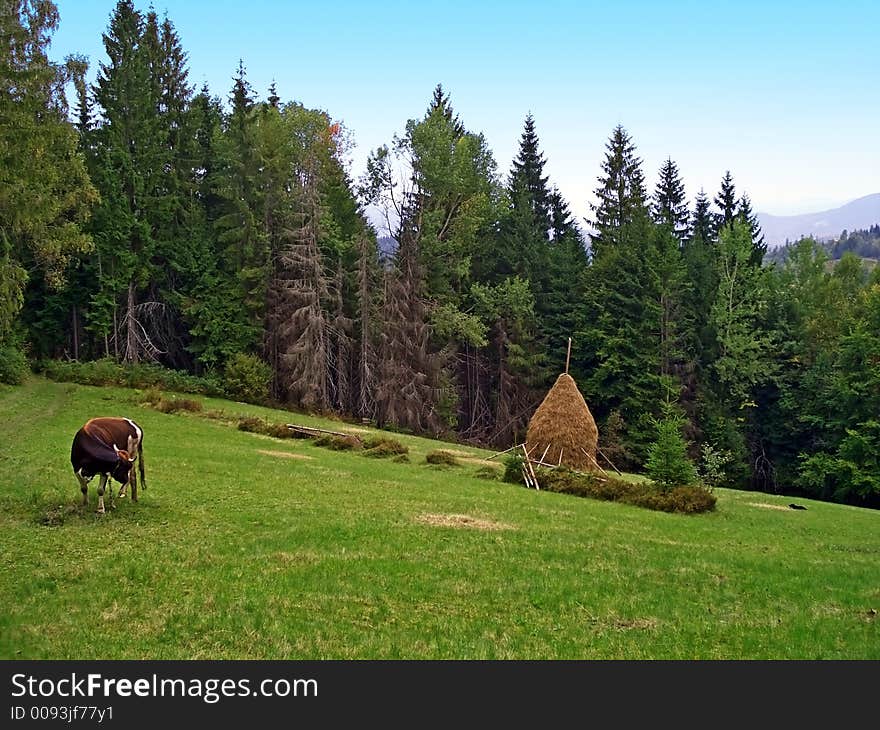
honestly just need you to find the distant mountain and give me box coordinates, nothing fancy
[758,193,880,247]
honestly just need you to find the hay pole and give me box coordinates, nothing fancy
[565,337,572,374]
[286,424,350,438]
[596,446,624,477]
[486,443,521,461]
[522,444,540,490]
[539,443,551,464]
[580,447,610,478]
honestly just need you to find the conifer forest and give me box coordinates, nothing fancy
[3,0,879,507]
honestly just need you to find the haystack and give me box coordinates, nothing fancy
[525,373,599,472]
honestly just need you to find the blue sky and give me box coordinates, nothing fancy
[50,0,879,224]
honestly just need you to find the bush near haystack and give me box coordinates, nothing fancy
[502,451,526,483]
[535,467,715,514]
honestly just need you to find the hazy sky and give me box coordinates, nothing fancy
[50,0,879,225]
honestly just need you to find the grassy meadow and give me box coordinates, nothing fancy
[0,378,878,659]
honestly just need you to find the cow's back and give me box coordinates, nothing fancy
[83,417,135,450]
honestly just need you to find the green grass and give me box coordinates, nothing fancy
[1,378,878,659]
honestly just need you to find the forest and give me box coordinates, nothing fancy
[2,0,879,507]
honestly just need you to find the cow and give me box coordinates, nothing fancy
[70,417,147,513]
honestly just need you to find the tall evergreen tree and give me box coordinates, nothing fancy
[427,83,463,138]
[0,0,96,353]
[712,170,737,238]
[690,188,713,244]
[90,0,164,363]
[212,60,264,350]
[508,113,551,236]
[589,124,648,256]
[651,157,689,244]
[736,193,766,265]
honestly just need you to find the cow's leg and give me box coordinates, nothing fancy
[75,470,88,507]
[96,473,109,514]
[120,465,136,501]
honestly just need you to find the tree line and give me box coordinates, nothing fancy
[2,0,878,506]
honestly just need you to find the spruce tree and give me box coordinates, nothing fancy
[91,0,161,363]
[690,188,713,244]
[590,125,648,256]
[651,157,689,244]
[737,193,766,265]
[645,401,698,489]
[508,113,551,236]
[713,170,737,238]
[426,83,463,139]
[213,61,265,348]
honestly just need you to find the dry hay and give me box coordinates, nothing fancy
[257,449,314,461]
[414,513,515,531]
[525,373,599,472]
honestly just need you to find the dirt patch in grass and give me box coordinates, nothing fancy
[612,617,659,631]
[257,449,314,461]
[748,502,794,512]
[414,513,515,531]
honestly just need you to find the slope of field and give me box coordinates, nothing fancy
[0,379,878,659]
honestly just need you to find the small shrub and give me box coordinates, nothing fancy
[154,397,203,414]
[236,417,294,439]
[314,434,362,451]
[362,437,408,458]
[137,387,164,406]
[698,442,733,491]
[237,416,265,433]
[264,422,294,439]
[0,344,28,385]
[502,451,526,484]
[391,454,410,464]
[223,353,271,404]
[426,450,458,466]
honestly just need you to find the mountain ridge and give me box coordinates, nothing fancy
[758,193,880,247]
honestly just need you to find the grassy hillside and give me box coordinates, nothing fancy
[0,378,878,659]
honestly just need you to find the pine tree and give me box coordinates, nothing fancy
[690,188,713,244]
[713,170,737,238]
[267,80,280,108]
[590,125,648,256]
[651,157,689,244]
[427,83,463,138]
[736,193,766,265]
[90,0,161,363]
[508,113,551,236]
[213,60,265,348]
[549,186,579,242]
[645,401,698,489]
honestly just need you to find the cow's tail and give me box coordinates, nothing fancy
[138,439,146,490]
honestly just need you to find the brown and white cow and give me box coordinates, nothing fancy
[70,417,147,513]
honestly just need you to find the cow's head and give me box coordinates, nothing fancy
[111,446,135,484]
